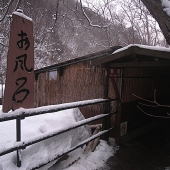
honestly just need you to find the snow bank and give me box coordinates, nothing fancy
[0,106,91,170]
[49,139,119,170]
[0,105,118,170]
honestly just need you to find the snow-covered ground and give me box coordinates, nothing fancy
[0,105,118,170]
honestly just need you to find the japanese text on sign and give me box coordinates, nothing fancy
[12,30,33,104]
[2,12,34,113]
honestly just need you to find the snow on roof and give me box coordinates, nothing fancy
[112,44,170,55]
[13,11,32,22]
[161,0,170,16]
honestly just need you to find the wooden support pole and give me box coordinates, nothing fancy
[114,106,121,145]
[16,118,21,167]
[102,66,110,141]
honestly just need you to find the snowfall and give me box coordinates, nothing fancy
[0,104,119,170]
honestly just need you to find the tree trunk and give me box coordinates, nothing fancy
[141,0,170,45]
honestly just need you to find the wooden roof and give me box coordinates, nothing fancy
[35,44,170,74]
[91,44,170,67]
[35,46,121,74]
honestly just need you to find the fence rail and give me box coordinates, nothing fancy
[0,98,118,169]
[0,98,116,122]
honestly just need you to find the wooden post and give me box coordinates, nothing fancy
[109,68,124,145]
[2,10,34,167]
[3,10,34,113]
[113,105,121,145]
[102,66,110,141]
[16,118,21,167]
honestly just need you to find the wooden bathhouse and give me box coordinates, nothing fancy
[34,44,170,144]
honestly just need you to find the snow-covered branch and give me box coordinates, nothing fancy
[0,0,15,22]
[79,0,111,28]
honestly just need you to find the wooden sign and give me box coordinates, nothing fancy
[120,121,127,136]
[109,68,121,78]
[3,11,34,113]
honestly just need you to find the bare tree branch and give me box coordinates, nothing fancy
[79,0,111,28]
[0,42,8,47]
[133,91,170,118]
[50,0,60,30]
[137,104,170,118]
[0,0,15,22]
[141,0,170,45]
[14,0,22,11]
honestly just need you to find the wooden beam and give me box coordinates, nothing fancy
[91,47,134,66]
[91,45,170,66]
[110,78,120,101]
[134,46,170,59]
[109,61,170,68]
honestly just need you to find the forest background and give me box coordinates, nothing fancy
[0,0,168,90]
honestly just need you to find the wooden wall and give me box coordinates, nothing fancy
[122,67,170,103]
[120,67,170,133]
[106,66,170,143]
[35,61,170,140]
[34,62,106,119]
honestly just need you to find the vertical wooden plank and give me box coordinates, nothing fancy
[3,11,34,113]
[16,118,21,167]
[102,67,110,141]
[2,11,34,168]
[114,105,121,145]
